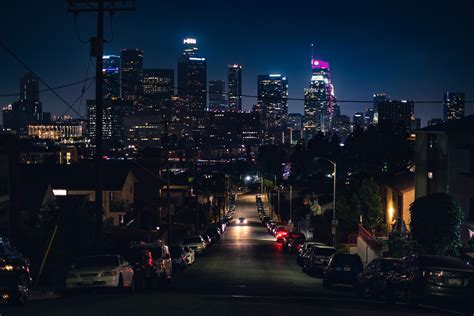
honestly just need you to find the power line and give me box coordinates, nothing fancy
[0,40,85,117]
[0,77,95,98]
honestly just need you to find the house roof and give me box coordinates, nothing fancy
[417,115,474,134]
[20,162,133,192]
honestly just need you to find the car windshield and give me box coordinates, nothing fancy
[183,237,202,244]
[314,248,336,256]
[380,259,401,272]
[75,256,119,268]
[332,255,362,266]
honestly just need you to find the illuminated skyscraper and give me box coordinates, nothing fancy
[103,55,121,99]
[443,92,465,121]
[228,64,242,111]
[304,59,335,134]
[257,74,288,131]
[177,38,207,119]
[143,69,174,100]
[120,49,143,101]
[208,80,226,111]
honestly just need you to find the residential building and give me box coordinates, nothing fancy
[415,115,474,240]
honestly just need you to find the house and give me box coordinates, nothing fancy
[21,163,136,226]
[379,171,415,231]
[415,115,474,241]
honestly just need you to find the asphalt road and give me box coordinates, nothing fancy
[2,193,453,316]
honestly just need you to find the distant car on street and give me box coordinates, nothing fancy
[238,217,247,225]
[355,257,402,298]
[65,255,134,291]
[297,242,326,266]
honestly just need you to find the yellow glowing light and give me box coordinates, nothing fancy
[388,205,395,223]
[1,265,14,271]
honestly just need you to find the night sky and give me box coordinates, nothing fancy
[1,0,473,126]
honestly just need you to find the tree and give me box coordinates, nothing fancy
[336,177,385,238]
[410,193,464,256]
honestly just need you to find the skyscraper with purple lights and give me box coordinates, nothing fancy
[304,58,336,134]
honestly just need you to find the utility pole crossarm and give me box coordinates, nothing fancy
[67,0,136,13]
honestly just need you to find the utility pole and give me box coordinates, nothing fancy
[68,0,135,244]
[165,122,172,244]
[289,185,293,224]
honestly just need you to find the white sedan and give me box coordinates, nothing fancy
[181,236,207,255]
[65,255,134,290]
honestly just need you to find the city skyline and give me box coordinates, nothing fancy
[0,0,472,126]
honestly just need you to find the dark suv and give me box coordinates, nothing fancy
[0,237,32,305]
[388,254,474,311]
[355,257,401,298]
[323,253,364,287]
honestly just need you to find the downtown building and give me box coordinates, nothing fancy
[256,74,288,143]
[2,72,50,134]
[377,99,415,131]
[142,68,174,114]
[120,49,143,102]
[208,80,226,111]
[86,99,133,150]
[304,59,336,137]
[103,55,121,99]
[443,92,465,121]
[228,64,243,111]
[177,38,207,131]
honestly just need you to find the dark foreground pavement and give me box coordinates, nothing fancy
[1,194,454,316]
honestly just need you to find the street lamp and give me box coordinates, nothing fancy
[314,157,337,248]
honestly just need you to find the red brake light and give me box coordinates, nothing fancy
[277,233,282,237]
[282,232,288,235]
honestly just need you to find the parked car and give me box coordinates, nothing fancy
[181,236,207,255]
[65,255,134,291]
[182,246,195,265]
[387,254,474,310]
[206,227,221,242]
[200,233,212,247]
[0,237,32,305]
[274,227,288,242]
[262,216,271,225]
[323,253,364,287]
[297,242,326,266]
[131,242,172,280]
[169,245,188,271]
[303,245,336,275]
[123,248,157,289]
[355,257,401,298]
[283,233,306,253]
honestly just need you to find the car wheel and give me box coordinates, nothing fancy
[117,274,124,291]
[12,274,29,305]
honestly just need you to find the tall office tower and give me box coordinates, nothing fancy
[103,55,121,99]
[86,99,132,148]
[208,80,226,111]
[257,74,288,133]
[304,59,335,134]
[177,38,207,121]
[377,99,415,130]
[120,49,143,101]
[373,93,389,124]
[443,92,465,121]
[3,72,44,133]
[143,68,174,110]
[20,72,39,102]
[363,107,376,126]
[228,64,242,111]
[353,112,365,129]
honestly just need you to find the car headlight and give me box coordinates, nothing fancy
[100,271,118,277]
[66,273,78,279]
